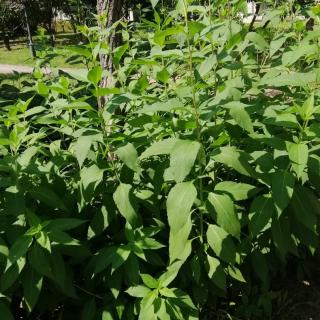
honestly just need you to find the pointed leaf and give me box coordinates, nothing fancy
[291,185,319,231]
[167,182,196,263]
[113,183,139,227]
[207,193,240,238]
[140,138,177,159]
[126,285,151,297]
[229,106,253,133]
[74,135,95,168]
[87,66,102,86]
[8,236,33,266]
[206,255,226,290]
[206,225,236,263]
[0,302,14,320]
[214,181,257,201]
[23,269,43,312]
[271,170,295,216]
[212,146,255,177]
[249,195,274,236]
[115,143,140,172]
[164,140,201,183]
[287,142,308,178]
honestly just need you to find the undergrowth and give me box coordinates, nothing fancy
[1,0,320,319]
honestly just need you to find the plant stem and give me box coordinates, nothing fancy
[183,0,204,242]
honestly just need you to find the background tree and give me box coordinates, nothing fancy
[0,0,24,50]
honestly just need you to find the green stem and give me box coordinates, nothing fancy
[183,0,204,242]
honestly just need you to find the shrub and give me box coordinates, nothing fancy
[0,1,320,319]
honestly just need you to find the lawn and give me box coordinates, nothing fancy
[0,32,84,68]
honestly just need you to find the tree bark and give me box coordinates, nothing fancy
[3,32,11,51]
[96,0,125,108]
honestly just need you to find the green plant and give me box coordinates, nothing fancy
[1,0,320,319]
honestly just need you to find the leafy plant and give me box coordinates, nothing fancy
[1,0,320,319]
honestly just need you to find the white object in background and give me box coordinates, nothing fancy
[247,1,256,15]
[129,10,134,21]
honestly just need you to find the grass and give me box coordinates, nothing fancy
[0,32,84,68]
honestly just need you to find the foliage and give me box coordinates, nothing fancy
[1,0,320,319]
[0,1,24,36]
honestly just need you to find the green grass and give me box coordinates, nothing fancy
[0,44,34,66]
[0,32,84,68]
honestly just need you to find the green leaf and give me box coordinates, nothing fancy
[137,98,184,114]
[0,257,26,292]
[206,225,236,264]
[164,139,201,183]
[207,193,240,238]
[212,146,255,177]
[48,231,80,246]
[287,142,309,178]
[28,244,52,278]
[299,94,314,120]
[291,185,319,231]
[270,34,288,57]
[141,274,159,289]
[92,247,116,274]
[44,218,86,232]
[113,43,129,67]
[36,82,49,97]
[126,285,151,297]
[80,165,104,209]
[23,268,43,312]
[81,299,96,320]
[17,146,38,167]
[36,231,51,252]
[102,311,114,320]
[214,181,257,201]
[167,182,196,234]
[88,205,111,239]
[167,182,196,263]
[271,170,295,216]
[0,302,14,320]
[139,290,157,320]
[249,195,274,236]
[115,143,140,172]
[74,135,95,168]
[87,66,102,86]
[228,266,246,283]
[260,71,316,87]
[8,235,33,266]
[61,69,89,82]
[156,68,170,84]
[246,32,268,50]
[197,54,217,77]
[271,217,293,259]
[29,187,67,212]
[158,261,185,288]
[140,138,177,159]
[151,0,160,8]
[94,87,121,97]
[113,183,139,227]
[229,105,253,133]
[282,44,317,66]
[206,255,226,290]
[68,45,91,58]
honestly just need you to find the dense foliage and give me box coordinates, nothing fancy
[1,0,320,319]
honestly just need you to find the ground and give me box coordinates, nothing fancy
[0,32,82,68]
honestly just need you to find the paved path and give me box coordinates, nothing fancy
[0,64,34,74]
[0,64,77,74]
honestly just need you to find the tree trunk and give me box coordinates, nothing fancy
[49,5,55,47]
[69,14,78,34]
[96,0,125,108]
[3,32,11,51]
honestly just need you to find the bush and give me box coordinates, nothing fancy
[0,1,320,319]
